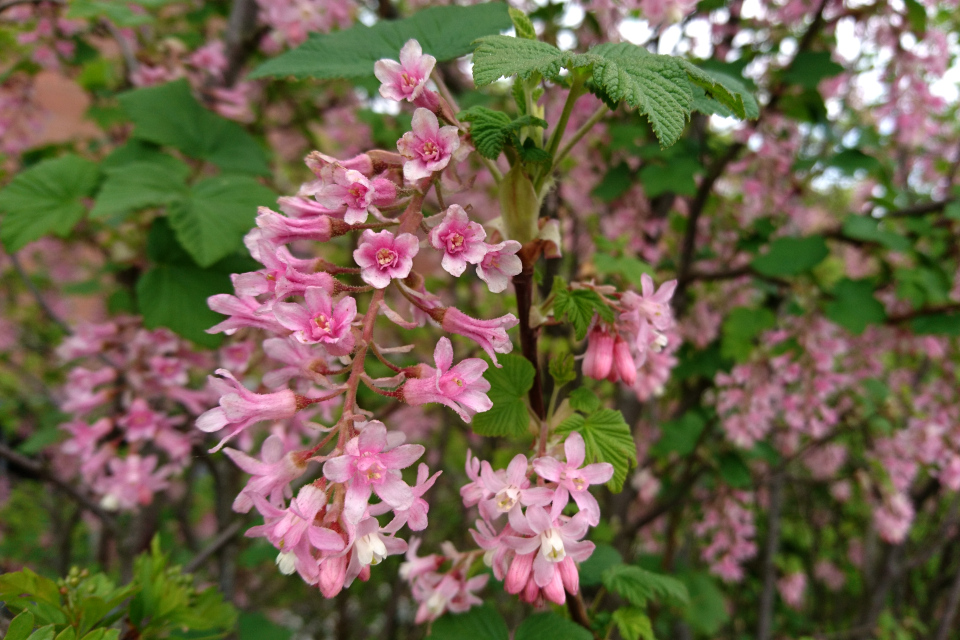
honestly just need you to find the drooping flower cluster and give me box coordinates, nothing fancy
[460,434,613,607]
[583,273,680,399]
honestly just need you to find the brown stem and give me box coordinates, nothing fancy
[512,270,545,420]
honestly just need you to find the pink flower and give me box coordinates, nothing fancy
[305,150,375,178]
[118,398,166,441]
[196,369,300,452]
[374,39,436,103]
[438,308,517,367]
[477,454,553,522]
[777,572,806,610]
[429,205,488,277]
[224,434,309,513]
[256,207,349,245]
[623,274,677,333]
[313,165,397,224]
[583,325,615,381]
[397,108,460,182]
[323,420,425,523]
[353,229,419,289]
[273,287,357,355]
[477,241,523,293]
[504,507,595,601]
[277,196,342,219]
[60,417,112,458]
[369,463,441,532]
[533,432,614,525]
[402,337,492,422]
[96,455,172,511]
[343,516,408,587]
[207,293,286,335]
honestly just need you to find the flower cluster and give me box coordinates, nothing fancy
[460,434,613,607]
[56,318,214,511]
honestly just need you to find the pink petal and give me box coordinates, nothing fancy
[579,462,614,484]
[374,474,414,510]
[533,552,556,588]
[532,457,564,483]
[434,337,453,373]
[323,455,354,482]
[379,443,425,470]
[564,432,586,469]
[525,504,552,533]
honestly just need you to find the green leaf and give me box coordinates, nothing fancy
[471,35,567,86]
[430,605,509,640]
[515,612,592,640]
[589,43,693,147]
[681,62,756,119]
[136,263,230,348]
[471,353,534,438]
[569,387,600,414]
[66,0,153,26]
[718,452,751,488]
[592,163,632,202]
[678,572,729,635]
[90,156,191,220]
[509,8,537,40]
[650,411,705,457]
[0,155,99,251]
[828,149,882,176]
[557,409,636,492]
[638,157,701,197]
[6,611,36,640]
[27,626,57,640]
[117,80,270,175]
[238,612,292,640]
[824,278,886,335]
[781,51,844,89]
[841,216,911,252]
[720,307,776,362]
[54,628,76,640]
[750,235,829,277]
[167,175,275,267]
[612,607,655,640]
[459,107,547,160]
[578,543,624,587]
[910,312,960,336]
[602,565,690,608]
[593,253,654,288]
[552,278,615,341]
[548,352,576,387]
[251,3,511,80]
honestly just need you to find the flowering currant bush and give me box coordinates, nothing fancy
[2,1,960,640]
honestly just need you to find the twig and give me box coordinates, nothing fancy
[184,520,245,573]
[0,442,118,532]
[100,19,138,79]
[757,470,785,640]
[551,104,610,172]
[932,560,960,640]
[223,0,262,86]
[9,252,71,334]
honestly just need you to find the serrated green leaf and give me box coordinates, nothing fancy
[0,155,99,251]
[91,156,190,220]
[251,3,511,80]
[238,611,292,640]
[718,452,752,488]
[651,411,705,457]
[515,612,591,640]
[588,42,693,147]
[592,163,632,202]
[430,605,509,640]
[553,279,616,340]
[548,352,576,387]
[459,107,548,161]
[594,253,654,289]
[6,611,36,640]
[471,353,534,437]
[639,157,701,197]
[472,35,568,86]
[117,80,269,176]
[66,0,153,26]
[824,278,886,335]
[682,62,755,119]
[612,607,654,640]
[167,175,275,267]
[677,572,729,635]
[136,263,230,348]
[750,235,829,277]
[557,409,636,492]
[720,307,775,362]
[509,8,537,40]
[603,565,690,609]
[569,387,600,414]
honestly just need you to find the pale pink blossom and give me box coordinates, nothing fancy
[224,434,309,512]
[438,308,517,366]
[313,165,397,224]
[374,39,436,103]
[273,287,357,355]
[477,241,522,293]
[477,454,553,522]
[533,432,614,525]
[429,204,488,277]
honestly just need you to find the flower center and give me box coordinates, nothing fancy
[572,476,586,491]
[357,455,386,483]
[539,528,566,562]
[356,532,388,566]
[376,247,397,268]
[400,72,417,90]
[314,313,332,334]
[447,232,465,252]
[421,140,439,159]
[348,184,368,205]
[495,486,520,512]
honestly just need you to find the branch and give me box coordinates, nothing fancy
[223,0,262,87]
[0,442,118,533]
[756,470,785,640]
[932,561,960,640]
[184,520,245,573]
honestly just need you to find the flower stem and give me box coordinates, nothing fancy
[551,104,610,172]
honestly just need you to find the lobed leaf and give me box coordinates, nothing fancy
[602,564,690,608]
[471,353,535,438]
[430,605,509,640]
[515,612,592,640]
[90,156,190,220]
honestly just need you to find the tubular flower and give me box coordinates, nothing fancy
[402,337,492,422]
[532,432,614,526]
